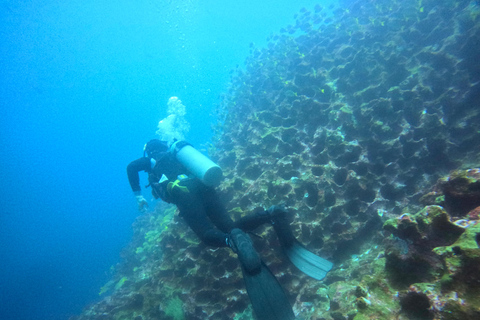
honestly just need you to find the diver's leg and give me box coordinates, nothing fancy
[267,206,296,247]
[235,211,275,232]
[179,205,229,247]
[198,188,262,272]
[233,204,293,234]
[201,186,236,233]
[170,180,229,247]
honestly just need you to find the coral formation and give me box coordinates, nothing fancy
[71,0,479,319]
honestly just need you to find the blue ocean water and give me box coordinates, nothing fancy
[0,1,337,319]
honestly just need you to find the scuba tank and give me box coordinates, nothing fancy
[169,141,223,187]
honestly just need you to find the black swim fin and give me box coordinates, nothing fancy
[283,240,333,280]
[242,261,295,320]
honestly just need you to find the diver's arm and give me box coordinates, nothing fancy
[127,157,152,212]
[127,157,151,192]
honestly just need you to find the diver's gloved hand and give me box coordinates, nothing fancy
[135,195,148,212]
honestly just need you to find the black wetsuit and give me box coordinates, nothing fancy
[127,153,243,247]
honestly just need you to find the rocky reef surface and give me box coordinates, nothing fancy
[71,0,480,319]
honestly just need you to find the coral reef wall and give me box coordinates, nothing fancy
[71,0,480,320]
[213,0,480,260]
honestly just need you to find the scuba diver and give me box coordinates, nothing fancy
[127,139,333,320]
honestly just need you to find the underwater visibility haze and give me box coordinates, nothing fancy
[2,0,480,319]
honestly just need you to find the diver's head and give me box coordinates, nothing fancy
[144,139,169,158]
